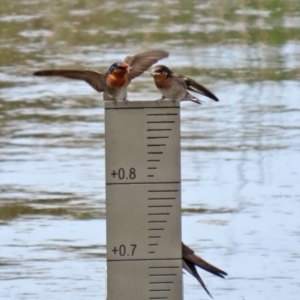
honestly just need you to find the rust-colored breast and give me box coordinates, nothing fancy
[107,72,128,88]
[153,74,172,89]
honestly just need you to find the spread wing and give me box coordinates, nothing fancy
[182,242,227,298]
[182,258,213,298]
[182,243,227,279]
[174,74,219,101]
[125,50,169,81]
[33,70,106,92]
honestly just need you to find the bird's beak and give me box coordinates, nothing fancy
[121,62,130,72]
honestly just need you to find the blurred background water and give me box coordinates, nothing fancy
[1,0,300,299]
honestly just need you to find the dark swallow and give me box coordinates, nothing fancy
[182,242,227,298]
[33,50,169,103]
[151,65,219,104]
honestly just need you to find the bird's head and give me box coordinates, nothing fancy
[107,62,130,76]
[151,65,173,79]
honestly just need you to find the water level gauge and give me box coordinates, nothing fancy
[105,100,182,300]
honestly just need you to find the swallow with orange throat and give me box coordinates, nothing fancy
[33,50,169,103]
[151,65,219,104]
[182,242,227,298]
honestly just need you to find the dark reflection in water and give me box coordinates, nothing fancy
[1,1,300,299]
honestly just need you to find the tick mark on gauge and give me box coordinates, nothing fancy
[147,152,163,154]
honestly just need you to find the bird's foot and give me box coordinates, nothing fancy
[156,96,166,105]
